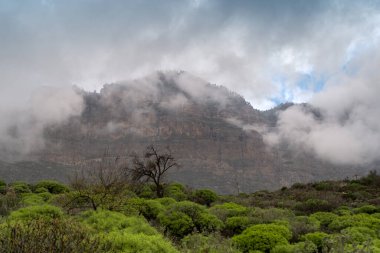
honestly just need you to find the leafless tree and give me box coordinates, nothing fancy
[65,150,130,212]
[131,145,178,198]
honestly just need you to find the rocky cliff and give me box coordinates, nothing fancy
[0,72,372,193]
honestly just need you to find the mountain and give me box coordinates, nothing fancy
[0,71,374,193]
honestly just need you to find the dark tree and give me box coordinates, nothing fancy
[66,150,130,211]
[131,145,178,198]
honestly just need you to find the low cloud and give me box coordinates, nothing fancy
[0,86,84,160]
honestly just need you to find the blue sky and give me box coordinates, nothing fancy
[0,0,379,109]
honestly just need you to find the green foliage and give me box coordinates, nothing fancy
[0,218,106,253]
[79,209,157,235]
[159,211,194,237]
[164,182,187,201]
[341,226,377,244]
[209,202,248,221]
[158,201,222,237]
[225,216,251,235]
[157,197,177,206]
[103,231,179,253]
[9,205,63,221]
[0,180,6,195]
[232,224,291,252]
[124,198,165,220]
[0,191,20,216]
[21,193,46,206]
[272,241,318,253]
[250,207,294,224]
[328,213,380,232]
[10,181,31,194]
[310,211,338,228]
[289,216,320,241]
[301,232,329,249]
[353,204,378,214]
[181,233,240,253]
[192,189,218,206]
[295,198,334,214]
[34,180,69,194]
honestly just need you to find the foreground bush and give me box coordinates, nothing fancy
[181,233,240,253]
[232,223,292,252]
[0,218,106,253]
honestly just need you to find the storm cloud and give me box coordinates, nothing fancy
[1,0,380,164]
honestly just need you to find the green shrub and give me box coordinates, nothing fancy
[10,182,31,194]
[158,201,222,237]
[157,197,176,206]
[181,233,240,253]
[341,226,376,244]
[79,210,157,235]
[158,211,194,237]
[164,183,187,201]
[9,205,63,221]
[0,191,20,216]
[289,216,320,241]
[21,193,46,206]
[295,199,334,214]
[232,224,292,252]
[301,232,329,250]
[34,180,69,194]
[272,241,318,253]
[0,218,106,253]
[209,202,248,221]
[251,208,294,224]
[124,198,164,220]
[353,205,378,214]
[192,189,218,206]
[310,212,338,228]
[103,231,178,253]
[0,180,6,194]
[328,213,380,231]
[225,216,251,235]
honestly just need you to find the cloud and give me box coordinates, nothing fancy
[1,0,380,110]
[264,42,380,165]
[0,86,84,160]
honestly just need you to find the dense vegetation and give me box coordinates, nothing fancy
[0,171,379,252]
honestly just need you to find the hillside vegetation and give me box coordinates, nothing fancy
[0,171,379,252]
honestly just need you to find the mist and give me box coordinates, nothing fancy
[1,0,380,166]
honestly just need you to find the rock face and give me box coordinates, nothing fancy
[0,72,373,193]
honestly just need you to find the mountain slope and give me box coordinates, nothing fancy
[0,72,373,193]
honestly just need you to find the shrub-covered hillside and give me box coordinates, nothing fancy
[0,172,379,253]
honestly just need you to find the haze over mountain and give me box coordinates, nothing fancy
[1,1,380,193]
[0,71,378,193]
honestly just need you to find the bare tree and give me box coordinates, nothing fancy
[131,145,178,198]
[65,150,130,212]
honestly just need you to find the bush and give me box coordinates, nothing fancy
[295,199,334,214]
[181,233,240,253]
[9,182,31,194]
[79,210,157,235]
[341,226,377,244]
[21,193,46,206]
[192,189,218,206]
[0,180,6,194]
[328,213,380,232]
[310,212,338,228]
[232,224,292,252]
[124,198,164,220]
[158,201,222,237]
[0,191,20,216]
[9,205,63,221]
[289,216,320,241]
[158,211,194,237]
[353,205,378,214]
[34,180,69,194]
[225,216,251,235]
[164,183,187,201]
[301,232,329,250]
[103,231,178,253]
[272,241,318,253]
[0,218,106,253]
[209,202,248,221]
